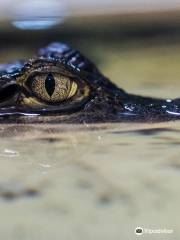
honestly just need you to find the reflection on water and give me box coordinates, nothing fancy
[0,122,180,239]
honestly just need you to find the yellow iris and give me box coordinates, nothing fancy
[31,73,77,103]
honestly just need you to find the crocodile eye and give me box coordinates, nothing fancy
[29,73,77,103]
[16,62,91,112]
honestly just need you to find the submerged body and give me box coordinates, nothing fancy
[0,42,180,123]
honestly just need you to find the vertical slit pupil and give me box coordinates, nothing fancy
[45,73,55,97]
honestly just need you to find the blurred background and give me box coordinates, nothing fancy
[1,0,180,97]
[0,0,180,97]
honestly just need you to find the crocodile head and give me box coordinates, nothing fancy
[0,42,180,123]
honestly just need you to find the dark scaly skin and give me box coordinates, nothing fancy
[0,42,180,124]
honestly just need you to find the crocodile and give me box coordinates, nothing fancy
[0,42,179,124]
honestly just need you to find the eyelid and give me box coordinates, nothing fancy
[16,60,76,86]
[15,60,92,111]
[17,58,93,87]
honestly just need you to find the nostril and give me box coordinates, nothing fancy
[0,84,20,102]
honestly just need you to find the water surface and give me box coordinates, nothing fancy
[0,40,180,240]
